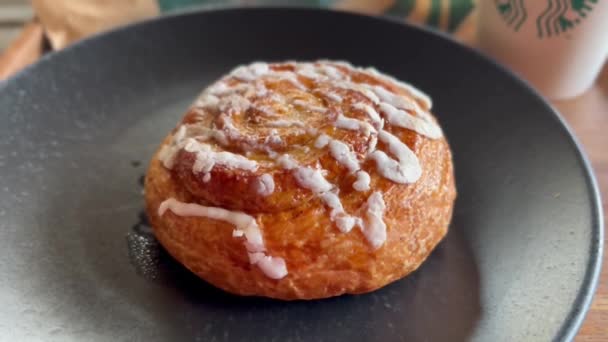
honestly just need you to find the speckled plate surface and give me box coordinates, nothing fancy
[0,8,602,342]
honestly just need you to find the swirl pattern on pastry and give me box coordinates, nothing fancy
[145,60,456,299]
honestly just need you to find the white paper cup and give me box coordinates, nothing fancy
[477,0,608,99]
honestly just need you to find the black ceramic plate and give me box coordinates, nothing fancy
[0,8,603,342]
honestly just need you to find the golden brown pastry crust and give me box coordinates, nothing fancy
[145,61,456,300]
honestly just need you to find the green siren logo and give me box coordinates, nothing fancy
[495,0,528,31]
[494,0,598,37]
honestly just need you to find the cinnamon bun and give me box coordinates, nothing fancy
[145,60,456,300]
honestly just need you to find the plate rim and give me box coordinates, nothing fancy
[1,7,603,341]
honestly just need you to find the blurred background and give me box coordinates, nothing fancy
[0,0,31,50]
[0,0,479,81]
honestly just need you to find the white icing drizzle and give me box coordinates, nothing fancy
[159,198,287,279]
[220,116,243,141]
[254,81,269,97]
[306,127,319,135]
[276,154,298,170]
[158,145,178,169]
[195,94,220,108]
[320,191,361,233]
[326,92,343,102]
[353,102,382,126]
[218,93,251,115]
[335,81,380,104]
[335,114,360,131]
[266,119,305,128]
[296,66,322,79]
[231,62,269,81]
[158,124,233,168]
[157,145,176,169]
[370,85,417,112]
[370,130,421,183]
[158,198,262,247]
[184,138,258,173]
[314,134,330,149]
[314,133,373,192]
[254,105,278,117]
[256,173,275,196]
[265,129,282,145]
[210,82,250,96]
[328,139,359,173]
[323,60,351,68]
[250,63,271,76]
[353,170,371,191]
[158,125,188,169]
[207,81,229,95]
[248,252,288,279]
[315,134,366,177]
[335,114,375,136]
[272,146,364,234]
[367,134,378,154]
[318,64,344,80]
[293,167,333,193]
[378,102,442,139]
[295,62,344,82]
[360,191,387,249]
[266,148,278,159]
[210,130,229,146]
[202,173,211,182]
[269,70,306,90]
[231,62,306,90]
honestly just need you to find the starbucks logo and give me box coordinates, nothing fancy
[495,0,528,31]
[494,0,598,38]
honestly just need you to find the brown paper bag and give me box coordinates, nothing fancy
[32,0,159,50]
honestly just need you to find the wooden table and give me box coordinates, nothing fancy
[555,67,608,341]
[0,14,606,340]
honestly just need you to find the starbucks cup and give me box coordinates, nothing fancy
[477,0,608,99]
